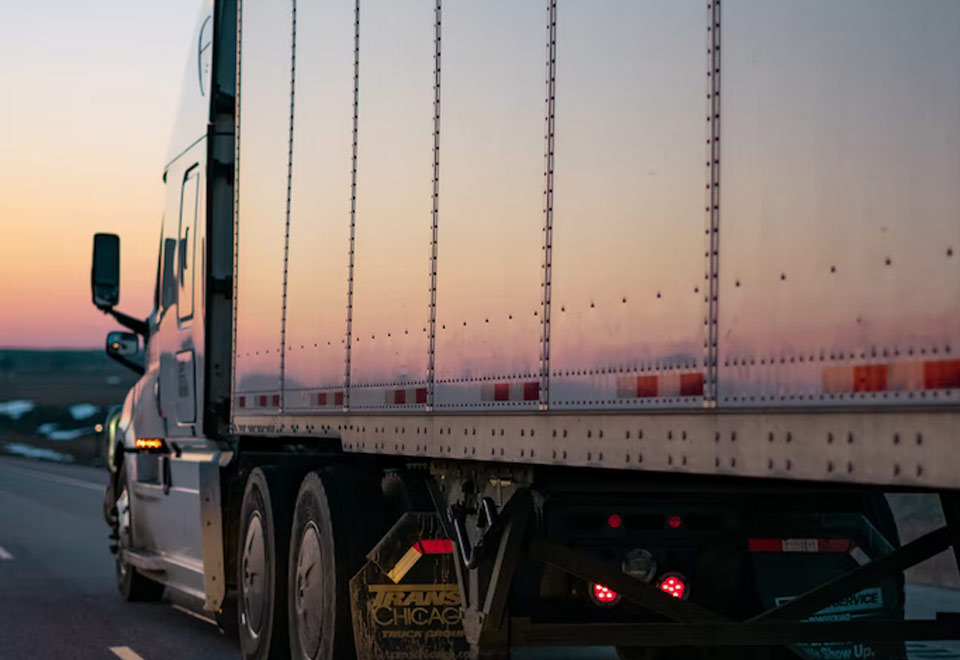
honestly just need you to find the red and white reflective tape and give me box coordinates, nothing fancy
[823,359,960,394]
[616,372,704,399]
[384,387,428,406]
[480,381,541,403]
[237,393,280,409]
[315,391,344,407]
[748,538,871,566]
[387,538,454,583]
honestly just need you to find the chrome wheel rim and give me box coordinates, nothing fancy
[241,511,266,638]
[295,522,324,659]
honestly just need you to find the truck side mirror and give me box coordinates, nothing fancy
[92,233,121,309]
[105,331,144,375]
[106,331,139,357]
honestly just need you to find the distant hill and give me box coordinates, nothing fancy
[0,349,137,406]
[0,348,130,373]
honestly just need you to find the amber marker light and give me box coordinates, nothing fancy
[135,438,166,452]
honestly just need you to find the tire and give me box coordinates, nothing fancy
[238,467,293,660]
[114,463,165,602]
[288,468,384,660]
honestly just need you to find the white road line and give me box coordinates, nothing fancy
[0,465,103,492]
[0,545,13,560]
[109,647,146,660]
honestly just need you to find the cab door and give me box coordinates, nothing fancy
[168,164,200,428]
[130,149,224,608]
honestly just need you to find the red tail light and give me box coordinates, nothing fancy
[658,573,688,599]
[590,582,620,606]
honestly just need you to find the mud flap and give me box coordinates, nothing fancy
[350,512,470,660]
[751,513,904,660]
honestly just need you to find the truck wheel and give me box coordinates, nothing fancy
[288,469,382,660]
[115,464,165,602]
[238,467,292,660]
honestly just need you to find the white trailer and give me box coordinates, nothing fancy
[90,1,960,658]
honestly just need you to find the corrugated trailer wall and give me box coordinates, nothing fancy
[232,0,960,417]
[718,1,960,408]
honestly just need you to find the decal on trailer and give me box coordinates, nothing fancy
[775,587,884,619]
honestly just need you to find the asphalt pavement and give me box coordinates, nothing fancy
[1,455,958,660]
[0,455,237,660]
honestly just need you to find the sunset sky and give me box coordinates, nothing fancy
[0,0,202,347]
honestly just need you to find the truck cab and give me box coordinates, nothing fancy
[91,0,233,612]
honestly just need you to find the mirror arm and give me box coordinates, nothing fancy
[103,308,149,339]
[107,351,145,376]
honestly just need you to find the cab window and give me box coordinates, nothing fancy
[178,167,200,322]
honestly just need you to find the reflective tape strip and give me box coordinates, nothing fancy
[316,391,345,407]
[386,538,453,583]
[616,372,705,399]
[889,362,924,390]
[237,393,280,408]
[823,359,960,394]
[748,538,869,565]
[417,539,454,554]
[925,359,960,389]
[387,545,423,583]
[481,381,540,402]
[849,545,872,566]
[749,538,853,552]
[384,388,428,406]
[659,373,681,397]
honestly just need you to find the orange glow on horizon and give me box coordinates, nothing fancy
[0,0,201,348]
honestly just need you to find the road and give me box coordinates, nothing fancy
[0,455,236,660]
[0,455,957,660]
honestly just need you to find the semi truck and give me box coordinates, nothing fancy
[90,0,960,658]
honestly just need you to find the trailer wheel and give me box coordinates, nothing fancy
[115,463,165,602]
[288,469,382,660]
[238,467,292,660]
